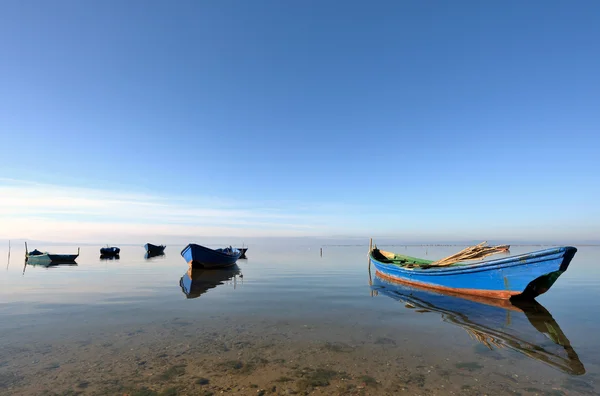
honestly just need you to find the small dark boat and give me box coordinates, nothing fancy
[179,265,241,299]
[181,243,241,268]
[25,242,79,265]
[145,243,166,256]
[237,247,248,259]
[371,274,585,375]
[100,246,120,256]
[369,242,577,299]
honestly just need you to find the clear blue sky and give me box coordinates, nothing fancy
[0,1,599,241]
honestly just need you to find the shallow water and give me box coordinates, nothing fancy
[1,243,599,395]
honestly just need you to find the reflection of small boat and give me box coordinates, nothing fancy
[25,242,79,265]
[179,266,241,299]
[369,244,577,299]
[100,254,120,260]
[100,246,120,256]
[145,243,166,256]
[26,260,78,268]
[145,251,165,259]
[181,244,241,268]
[371,274,586,375]
[237,247,248,259]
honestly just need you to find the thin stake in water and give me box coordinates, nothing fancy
[6,240,10,270]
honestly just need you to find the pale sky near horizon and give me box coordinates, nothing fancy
[1,1,599,243]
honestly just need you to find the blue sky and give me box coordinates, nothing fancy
[0,1,599,242]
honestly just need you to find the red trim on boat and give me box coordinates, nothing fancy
[374,270,521,300]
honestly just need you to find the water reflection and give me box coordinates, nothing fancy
[25,260,78,269]
[100,254,120,260]
[145,252,166,260]
[179,265,241,299]
[371,274,585,375]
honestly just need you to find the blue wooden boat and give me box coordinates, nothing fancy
[181,243,241,268]
[100,246,120,256]
[369,244,577,299]
[371,274,585,375]
[179,265,241,299]
[25,242,79,265]
[145,243,166,256]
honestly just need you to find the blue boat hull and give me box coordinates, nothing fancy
[370,275,585,375]
[181,244,241,268]
[370,246,577,299]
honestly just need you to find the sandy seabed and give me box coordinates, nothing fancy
[2,314,598,396]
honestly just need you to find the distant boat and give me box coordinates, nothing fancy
[369,243,577,300]
[100,246,120,256]
[371,274,585,375]
[237,247,248,259]
[145,243,166,256]
[179,265,241,299]
[181,244,241,268]
[25,242,79,265]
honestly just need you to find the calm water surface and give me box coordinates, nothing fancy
[1,243,599,395]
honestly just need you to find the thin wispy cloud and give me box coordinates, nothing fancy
[0,179,341,242]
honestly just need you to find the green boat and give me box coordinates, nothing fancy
[25,242,79,265]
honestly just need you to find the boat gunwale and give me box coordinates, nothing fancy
[181,243,241,259]
[370,246,574,276]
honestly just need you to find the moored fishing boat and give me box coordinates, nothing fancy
[237,247,248,259]
[370,274,585,375]
[100,246,120,256]
[181,243,241,268]
[145,243,166,256]
[25,242,79,265]
[369,241,577,300]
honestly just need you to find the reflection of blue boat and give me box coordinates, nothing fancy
[179,266,241,299]
[100,246,120,256]
[371,274,585,375]
[181,244,241,268]
[369,245,577,299]
[145,243,166,256]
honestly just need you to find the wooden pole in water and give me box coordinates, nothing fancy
[368,238,373,291]
[23,241,28,275]
[320,247,322,257]
[6,240,10,270]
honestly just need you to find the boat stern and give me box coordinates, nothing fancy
[181,244,194,265]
